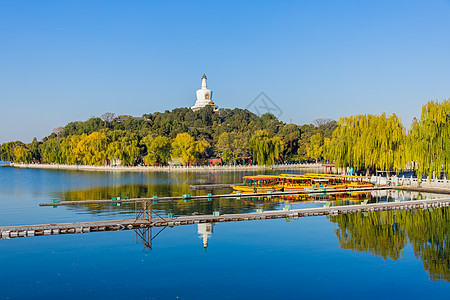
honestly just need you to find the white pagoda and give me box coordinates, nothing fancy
[191,74,218,113]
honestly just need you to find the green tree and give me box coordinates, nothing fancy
[328,113,406,171]
[297,124,316,157]
[142,135,172,165]
[27,138,42,162]
[41,138,63,163]
[278,124,301,159]
[407,99,450,178]
[216,132,249,164]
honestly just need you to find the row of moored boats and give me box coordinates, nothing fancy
[230,173,373,193]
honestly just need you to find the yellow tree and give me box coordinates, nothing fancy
[74,132,108,166]
[328,113,406,171]
[322,137,332,162]
[13,145,31,163]
[171,133,206,165]
[307,132,324,162]
[61,134,83,165]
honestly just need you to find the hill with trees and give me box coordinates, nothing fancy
[4,99,450,178]
[0,107,336,166]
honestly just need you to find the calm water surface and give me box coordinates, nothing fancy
[0,167,449,299]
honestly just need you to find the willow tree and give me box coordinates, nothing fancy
[106,134,141,166]
[61,134,84,165]
[328,113,406,171]
[74,132,108,166]
[407,99,450,178]
[249,130,284,165]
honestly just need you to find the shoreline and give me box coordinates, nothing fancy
[8,162,331,173]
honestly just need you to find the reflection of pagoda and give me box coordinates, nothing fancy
[198,223,213,253]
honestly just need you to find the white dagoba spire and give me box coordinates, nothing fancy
[201,73,207,89]
[191,73,218,113]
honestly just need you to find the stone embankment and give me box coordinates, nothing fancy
[9,162,333,173]
[374,175,450,193]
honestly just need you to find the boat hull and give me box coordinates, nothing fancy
[231,185,284,192]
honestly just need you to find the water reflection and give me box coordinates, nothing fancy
[328,208,450,282]
[134,223,214,253]
[57,185,447,219]
[135,226,168,251]
[37,169,450,283]
[198,223,213,253]
[130,205,450,283]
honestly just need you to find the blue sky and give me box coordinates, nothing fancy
[1,0,450,143]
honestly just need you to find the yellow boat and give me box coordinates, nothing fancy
[230,175,284,192]
[277,174,314,190]
[305,173,373,189]
[231,173,373,193]
[279,174,347,190]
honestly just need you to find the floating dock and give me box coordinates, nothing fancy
[189,183,240,190]
[2,197,450,239]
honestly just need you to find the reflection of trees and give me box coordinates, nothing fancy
[329,212,406,260]
[56,169,311,216]
[58,184,280,216]
[329,208,450,282]
[59,183,374,217]
[60,183,193,202]
[403,209,450,282]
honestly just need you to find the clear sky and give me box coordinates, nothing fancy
[1,0,449,143]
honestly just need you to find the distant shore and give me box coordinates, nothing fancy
[9,162,332,173]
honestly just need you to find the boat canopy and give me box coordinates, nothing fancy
[311,178,330,182]
[243,175,279,180]
[305,173,371,179]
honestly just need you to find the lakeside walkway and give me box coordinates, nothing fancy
[9,162,331,172]
[376,175,450,190]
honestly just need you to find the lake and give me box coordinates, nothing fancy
[0,167,449,299]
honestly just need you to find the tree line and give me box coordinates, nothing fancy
[0,107,336,166]
[3,100,450,174]
[303,99,450,178]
